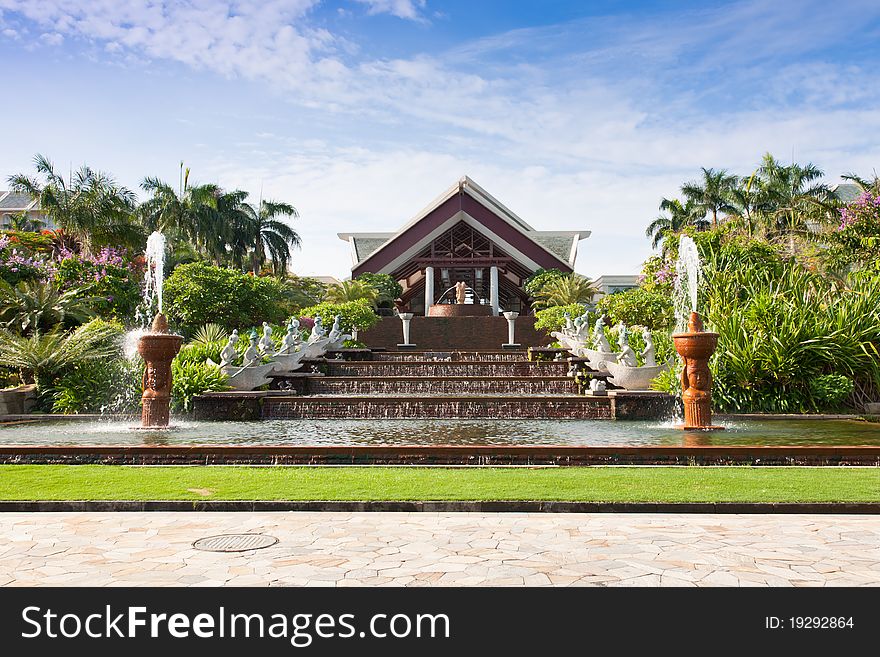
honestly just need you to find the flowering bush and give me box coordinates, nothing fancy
[54,248,141,320]
[0,233,140,319]
[826,192,880,271]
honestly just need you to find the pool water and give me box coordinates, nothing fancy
[1,418,880,447]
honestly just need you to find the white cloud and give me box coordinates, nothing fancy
[40,31,63,45]
[1,0,879,279]
[351,0,427,21]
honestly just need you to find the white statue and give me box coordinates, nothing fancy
[258,322,275,356]
[573,309,591,341]
[328,315,343,343]
[220,329,238,367]
[592,318,612,353]
[641,329,657,367]
[589,378,607,393]
[326,314,351,350]
[563,312,575,335]
[280,318,300,354]
[616,326,638,367]
[308,316,326,344]
[242,329,261,367]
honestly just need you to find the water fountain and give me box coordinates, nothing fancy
[671,236,723,430]
[137,231,182,428]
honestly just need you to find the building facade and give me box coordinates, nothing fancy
[0,191,54,230]
[339,177,590,315]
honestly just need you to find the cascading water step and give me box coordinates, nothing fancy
[369,351,528,362]
[323,360,571,377]
[262,395,614,420]
[306,376,578,396]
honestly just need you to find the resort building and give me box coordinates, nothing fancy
[592,274,640,301]
[0,191,53,230]
[339,176,590,316]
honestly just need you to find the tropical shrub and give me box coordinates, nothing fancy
[356,273,403,306]
[0,319,122,392]
[809,374,854,411]
[324,280,379,306]
[300,299,380,334]
[171,359,229,412]
[282,275,326,310]
[523,268,566,298]
[532,274,597,310]
[596,288,674,331]
[533,304,591,334]
[163,263,291,337]
[51,357,142,414]
[701,245,880,412]
[0,279,97,335]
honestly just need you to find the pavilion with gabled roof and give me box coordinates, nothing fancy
[338,176,590,315]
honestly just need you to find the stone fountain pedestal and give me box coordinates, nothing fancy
[672,311,724,431]
[137,313,183,428]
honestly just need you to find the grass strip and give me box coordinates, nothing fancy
[0,465,877,502]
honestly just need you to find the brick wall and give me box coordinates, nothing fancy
[359,316,553,351]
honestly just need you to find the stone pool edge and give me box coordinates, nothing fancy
[1,445,880,465]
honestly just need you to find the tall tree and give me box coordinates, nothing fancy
[755,153,830,238]
[139,166,225,263]
[230,198,301,275]
[8,154,140,251]
[645,197,707,251]
[680,167,738,228]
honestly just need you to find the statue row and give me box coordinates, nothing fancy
[212,315,351,390]
[552,313,669,391]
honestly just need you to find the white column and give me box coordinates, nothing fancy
[424,266,435,315]
[397,313,415,348]
[502,311,520,348]
[489,265,499,315]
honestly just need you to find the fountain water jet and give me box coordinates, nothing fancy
[136,232,182,428]
[671,236,723,431]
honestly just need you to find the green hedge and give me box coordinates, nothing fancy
[163,263,291,337]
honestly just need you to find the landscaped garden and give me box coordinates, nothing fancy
[1,151,880,504]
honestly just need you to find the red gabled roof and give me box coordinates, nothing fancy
[350,177,579,277]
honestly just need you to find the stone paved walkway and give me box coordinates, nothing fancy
[1,513,878,587]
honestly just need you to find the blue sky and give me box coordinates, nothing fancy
[1,0,879,279]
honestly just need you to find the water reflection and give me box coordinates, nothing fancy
[2,418,880,447]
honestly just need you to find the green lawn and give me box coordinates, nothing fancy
[0,465,877,502]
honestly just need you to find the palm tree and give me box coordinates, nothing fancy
[755,153,830,238]
[726,172,763,237]
[5,211,45,232]
[645,198,707,251]
[8,154,140,251]
[231,199,301,275]
[139,166,225,262]
[841,172,880,195]
[532,274,597,310]
[680,167,738,228]
[325,280,379,306]
[0,279,97,335]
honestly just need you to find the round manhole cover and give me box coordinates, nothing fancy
[193,534,278,552]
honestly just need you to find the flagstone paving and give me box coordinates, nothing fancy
[1,513,878,587]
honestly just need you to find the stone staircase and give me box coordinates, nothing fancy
[194,349,674,420]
